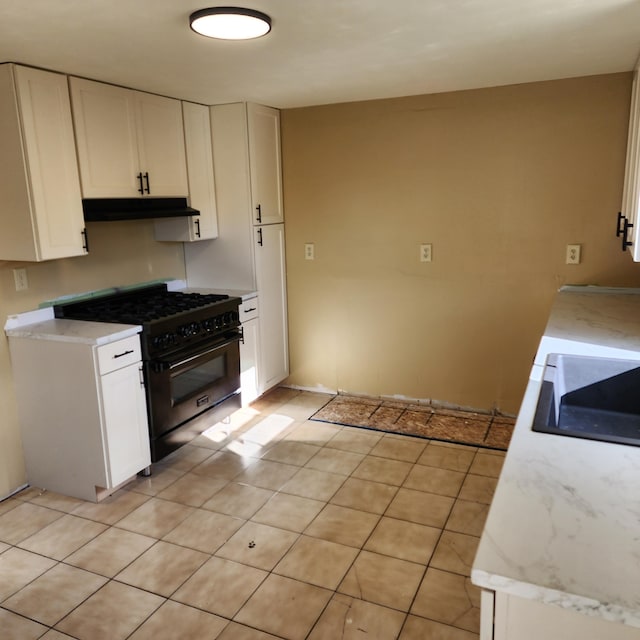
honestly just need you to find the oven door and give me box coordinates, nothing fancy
[146,331,241,441]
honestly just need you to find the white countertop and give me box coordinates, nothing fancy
[5,308,141,346]
[472,286,640,628]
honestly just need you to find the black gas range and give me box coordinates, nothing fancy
[54,283,242,462]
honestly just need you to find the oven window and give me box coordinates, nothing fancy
[171,353,226,404]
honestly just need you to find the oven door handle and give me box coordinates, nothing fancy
[164,334,241,371]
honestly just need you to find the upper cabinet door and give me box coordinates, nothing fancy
[247,103,284,225]
[134,92,188,197]
[69,77,188,198]
[0,64,85,261]
[620,67,640,261]
[69,77,140,198]
[154,101,218,242]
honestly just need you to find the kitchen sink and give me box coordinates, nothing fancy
[532,354,640,446]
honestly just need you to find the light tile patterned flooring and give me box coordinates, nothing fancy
[0,387,504,640]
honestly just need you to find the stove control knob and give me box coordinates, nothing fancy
[202,318,215,332]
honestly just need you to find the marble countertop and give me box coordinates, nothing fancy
[472,286,640,628]
[5,311,140,346]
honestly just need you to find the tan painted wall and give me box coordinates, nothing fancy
[281,74,640,415]
[0,221,185,498]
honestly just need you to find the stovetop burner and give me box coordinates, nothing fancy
[61,289,231,324]
[53,284,241,358]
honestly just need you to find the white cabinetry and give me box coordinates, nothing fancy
[69,77,188,198]
[254,223,289,391]
[154,101,218,242]
[239,297,260,406]
[8,330,150,502]
[0,64,86,261]
[184,102,289,397]
[619,60,640,260]
[247,103,284,225]
[482,591,639,640]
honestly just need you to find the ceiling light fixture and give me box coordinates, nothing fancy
[189,7,271,40]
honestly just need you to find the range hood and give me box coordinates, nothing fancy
[82,198,199,222]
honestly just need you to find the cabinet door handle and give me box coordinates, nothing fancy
[113,349,134,359]
[244,307,256,313]
[622,218,634,251]
[139,366,145,387]
[616,211,625,237]
[81,228,89,252]
[257,227,263,246]
[143,172,150,194]
[194,218,201,238]
[256,204,262,223]
[137,172,144,195]
[240,326,245,345]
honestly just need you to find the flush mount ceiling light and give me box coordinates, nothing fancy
[189,7,271,40]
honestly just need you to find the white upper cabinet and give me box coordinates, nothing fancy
[0,64,87,261]
[619,64,640,261]
[247,103,284,225]
[69,77,188,198]
[154,101,219,242]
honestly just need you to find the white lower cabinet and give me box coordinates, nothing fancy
[239,298,260,406]
[483,590,639,640]
[8,332,150,502]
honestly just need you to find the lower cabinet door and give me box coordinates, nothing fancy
[100,363,150,487]
[240,317,260,406]
[254,223,289,392]
[494,592,640,640]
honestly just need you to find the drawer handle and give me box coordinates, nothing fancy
[244,307,257,313]
[113,349,134,359]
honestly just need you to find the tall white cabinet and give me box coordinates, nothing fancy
[184,102,289,398]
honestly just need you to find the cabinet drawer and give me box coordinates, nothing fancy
[97,335,141,375]
[240,298,259,322]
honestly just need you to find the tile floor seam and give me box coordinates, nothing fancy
[0,387,495,640]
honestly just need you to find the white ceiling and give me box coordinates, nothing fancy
[1,0,640,109]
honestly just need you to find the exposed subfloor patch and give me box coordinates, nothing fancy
[310,395,514,451]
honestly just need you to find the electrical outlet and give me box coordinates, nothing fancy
[566,244,581,264]
[13,268,28,291]
[420,243,432,263]
[13,268,29,291]
[304,243,315,260]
